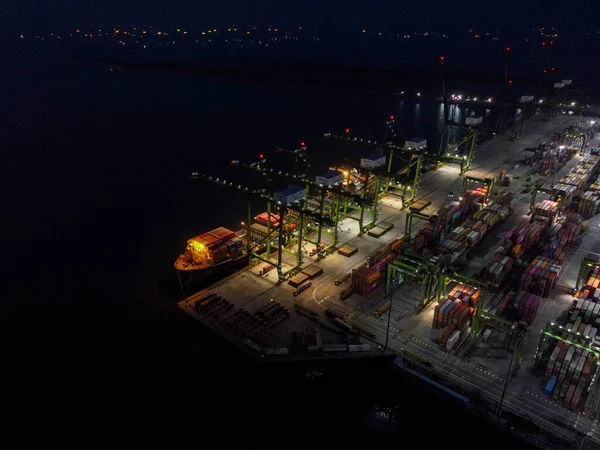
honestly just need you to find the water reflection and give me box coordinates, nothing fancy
[414,102,421,128]
[437,103,445,133]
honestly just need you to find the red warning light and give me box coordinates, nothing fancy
[551,67,555,71]
[345,128,350,133]
[440,56,445,61]
[550,41,554,45]
[390,115,395,120]
[543,69,547,73]
[300,141,305,147]
[542,41,546,46]
[259,153,264,159]
[509,80,513,84]
[506,47,510,51]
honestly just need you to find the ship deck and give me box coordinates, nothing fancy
[179,114,600,447]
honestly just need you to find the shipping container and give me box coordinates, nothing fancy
[293,281,312,296]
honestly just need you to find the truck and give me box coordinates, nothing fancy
[325,308,344,321]
[374,304,389,318]
[339,288,354,301]
[293,281,312,296]
[332,317,354,333]
[334,273,351,286]
[294,303,319,321]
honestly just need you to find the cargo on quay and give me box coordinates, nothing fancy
[178,113,600,449]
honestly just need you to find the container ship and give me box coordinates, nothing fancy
[175,227,246,292]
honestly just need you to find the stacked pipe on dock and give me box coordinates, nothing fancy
[351,250,395,299]
[543,340,596,411]
[481,254,515,288]
[499,220,548,260]
[518,256,562,297]
[532,200,559,223]
[495,291,542,325]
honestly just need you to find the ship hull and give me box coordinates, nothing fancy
[176,255,247,296]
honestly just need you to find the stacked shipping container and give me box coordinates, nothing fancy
[557,222,582,248]
[518,256,562,297]
[533,200,559,222]
[500,220,547,260]
[187,227,242,264]
[351,250,395,299]
[544,340,595,410]
[433,284,479,349]
[481,254,515,288]
[578,191,600,218]
[436,200,512,264]
[495,291,542,325]
[412,224,438,253]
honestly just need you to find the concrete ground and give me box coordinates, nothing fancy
[179,114,600,444]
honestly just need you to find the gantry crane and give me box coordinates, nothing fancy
[574,258,600,293]
[385,255,442,312]
[304,136,386,233]
[438,56,482,175]
[462,175,495,205]
[229,154,370,257]
[190,172,333,280]
[323,117,423,208]
[529,186,564,215]
[534,323,600,370]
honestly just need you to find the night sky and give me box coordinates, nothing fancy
[1,0,596,34]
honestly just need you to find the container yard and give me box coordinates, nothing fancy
[179,114,600,449]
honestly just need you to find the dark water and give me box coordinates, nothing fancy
[2,39,535,447]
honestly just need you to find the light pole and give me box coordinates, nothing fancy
[384,273,397,353]
[498,329,522,417]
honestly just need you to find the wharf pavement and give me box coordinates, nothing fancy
[179,114,600,447]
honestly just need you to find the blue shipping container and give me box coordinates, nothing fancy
[545,375,557,396]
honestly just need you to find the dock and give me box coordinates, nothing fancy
[179,114,600,448]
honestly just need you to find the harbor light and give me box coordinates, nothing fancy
[591,121,596,125]
[417,92,421,97]
[571,102,576,106]
[488,98,493,103]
